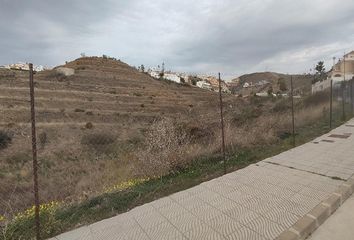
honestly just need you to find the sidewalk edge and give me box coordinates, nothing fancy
[276,175,354,240]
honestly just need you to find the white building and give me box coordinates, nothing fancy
[164,72,181,83]
[243,82,251,88]
[148,66,188,84]
[312,51,354,93]
[196,80,212,90]
[2,62,47,72]
[148,70,161,79]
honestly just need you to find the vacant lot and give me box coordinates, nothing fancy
[0,58,342,235]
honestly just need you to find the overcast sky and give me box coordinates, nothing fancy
[1,0,353,79]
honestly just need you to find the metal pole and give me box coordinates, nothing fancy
[290,76,295,147]
[218,73,226,174]
[29,63,40,240]
[351,77,353,116]
[330,79,333,129]
[342,54,346,120]
[330,57,336,129]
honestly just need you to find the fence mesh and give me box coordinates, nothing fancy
[0,59,354,239]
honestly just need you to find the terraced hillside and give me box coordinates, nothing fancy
[0,57,241,215]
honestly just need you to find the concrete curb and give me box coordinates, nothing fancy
[276,175,354,240]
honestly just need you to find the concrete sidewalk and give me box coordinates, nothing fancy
[308,194,354,240]
[51,118,354,240]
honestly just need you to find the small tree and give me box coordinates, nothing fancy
[314,61,327,83]
[278,78,287,91]
[267,86,273,96]
[315,61,326,75]
[159,72,164,79]
[140,64,145,73]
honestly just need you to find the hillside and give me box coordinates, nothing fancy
[0,57,243,214]
[1,57,233,128]
[230,72,313,96]
[1,57,341,240]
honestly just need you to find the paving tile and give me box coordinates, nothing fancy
[277,199,312,217]
[190,204,222,221]
[207,214,245,236]
[185,224,225,240]
[170,190,193,202]
[169,212,204,233]
[157,202,189,220]
[246,216,285,240]
[232,210,262,225]
[56,226,93,240]
[195,189,222,203]
[93,224,148,240]
[298,187,330,201]
[151,196,175,209]
[177,196,205,211]
[262,208,299,228]
[89,214,136,233]
[134,211,166,230]
[226,227,267,240]
[145,222,185,240]
[225,191,254,205]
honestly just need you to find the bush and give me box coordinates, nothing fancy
[39,132,48,148]
[0,130,12,150]
[136,118,191,177]
[272,99,291,112]
[85,122,94,129]
[301,91,329,108]
[47,71,66,82]
[81,133,115,146]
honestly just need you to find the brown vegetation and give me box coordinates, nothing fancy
[0,57,334,221]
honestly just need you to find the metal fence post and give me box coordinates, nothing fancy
[218,73,226,174]
[342,54,346,120]
[351,77,353,116]
[29,63,41,240]
[290,76,295,147]
[330,79,333,129]
[342,81,346,121]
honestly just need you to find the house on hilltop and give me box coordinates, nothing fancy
[312,51,354,93]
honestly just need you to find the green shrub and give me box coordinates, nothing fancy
[85,122,94,129]
[0,130,12,150]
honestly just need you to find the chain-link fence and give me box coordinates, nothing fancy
[1,59,354,240]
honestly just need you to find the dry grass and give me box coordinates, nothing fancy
[0,95,334,220]
[0,58,337,222]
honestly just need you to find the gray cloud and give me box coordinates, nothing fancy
[0,0,353,78]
